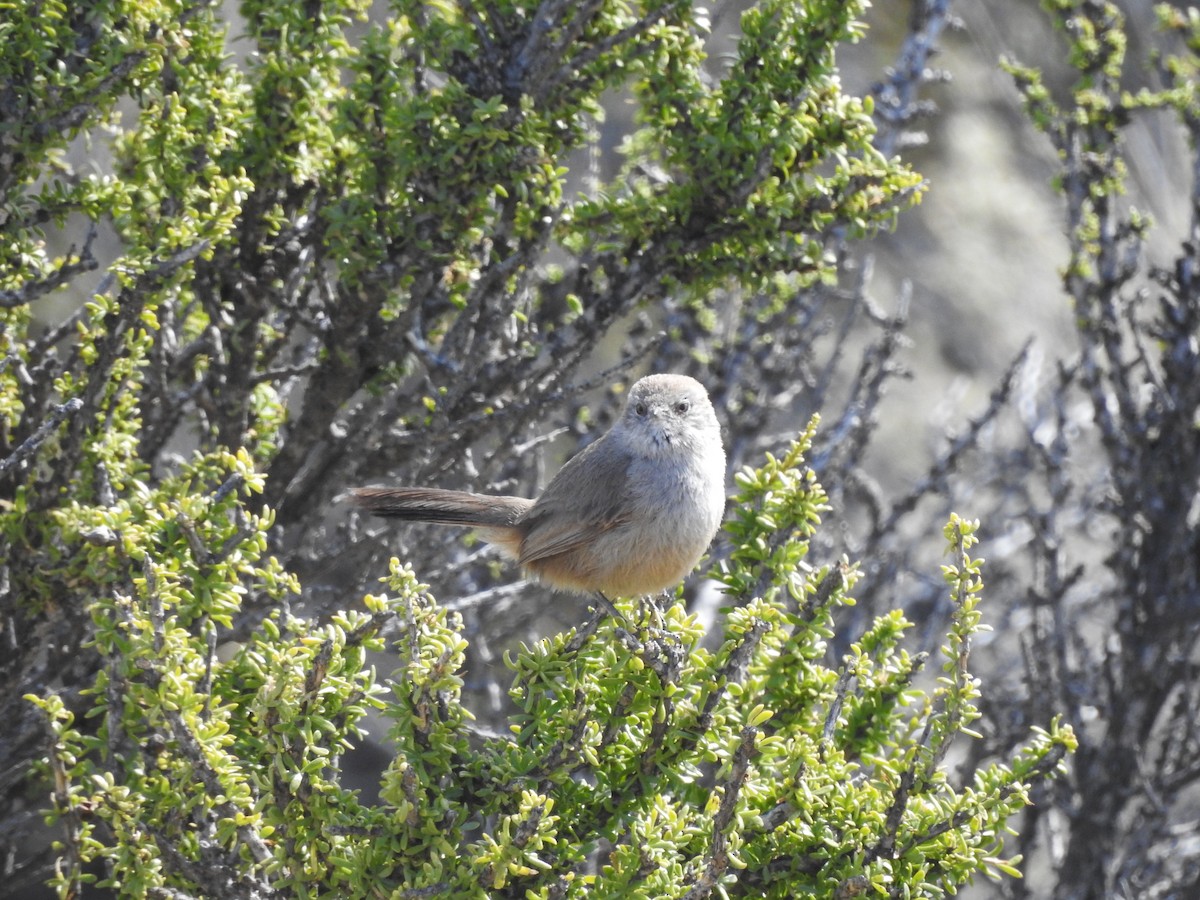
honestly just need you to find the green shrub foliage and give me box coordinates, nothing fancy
[1,0,1080,897]
[27,424,1073,897]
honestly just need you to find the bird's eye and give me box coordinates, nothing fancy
[634,402,648,416]
[675,399,691,414]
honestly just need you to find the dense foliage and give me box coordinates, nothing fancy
[3,0,1198,897]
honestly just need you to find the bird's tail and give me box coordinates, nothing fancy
[350,487,532,528]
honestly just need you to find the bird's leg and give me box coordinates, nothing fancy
[592,592,647,654]
[591,591,626,622]
[563,593,637,657]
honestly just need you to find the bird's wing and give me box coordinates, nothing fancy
[517,437,634,565]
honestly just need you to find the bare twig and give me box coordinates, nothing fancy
[0,398,83,478]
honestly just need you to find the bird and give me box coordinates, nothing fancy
[351,374,727,609]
